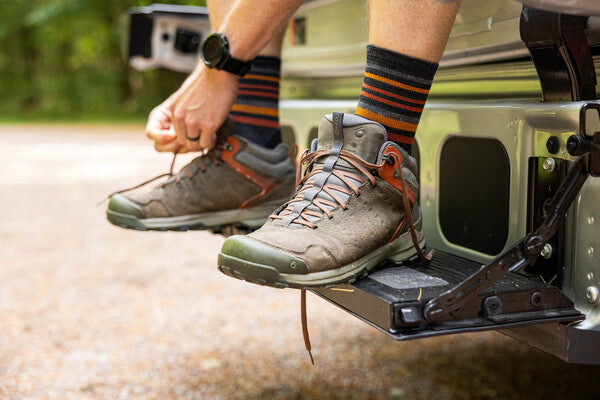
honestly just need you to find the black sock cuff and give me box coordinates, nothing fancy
[366,45,438,79]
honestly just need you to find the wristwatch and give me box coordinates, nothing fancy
[200,32,253,77]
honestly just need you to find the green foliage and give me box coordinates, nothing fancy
[0,0,205,120]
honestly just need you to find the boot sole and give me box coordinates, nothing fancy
[217,231,426,289]
[106,200,283,232]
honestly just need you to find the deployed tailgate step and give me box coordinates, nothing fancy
[312,250,584,340]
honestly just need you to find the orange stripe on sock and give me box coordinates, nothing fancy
[232,114,280,129]
[237,90,279,99]
[243,74,280,83]
[387,132,414,144]
[238,83,279,92]
[362,83,426,105]
[355,107,418,132]
[365,72,430,95]
[360,90,423,113]
[231,104,279,117]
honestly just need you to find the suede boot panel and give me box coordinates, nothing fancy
[127,162,262,217]
[248,177,407,272]
[120,135,294,218]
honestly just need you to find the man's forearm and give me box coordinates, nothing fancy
[219,0,305,61]
[164,0,304,152]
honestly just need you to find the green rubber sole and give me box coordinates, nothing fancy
[106,209,266,232]
[217,233,426,289]
[106,200,283,232]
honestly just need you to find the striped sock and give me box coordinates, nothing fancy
[356,45,438,152]
[231,56,282,149]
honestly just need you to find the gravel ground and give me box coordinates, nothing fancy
[2,123,600,400]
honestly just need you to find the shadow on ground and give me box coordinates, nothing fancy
[169,328,600,400]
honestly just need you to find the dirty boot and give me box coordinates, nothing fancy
[107,118,295,232]
[218,112,427,288]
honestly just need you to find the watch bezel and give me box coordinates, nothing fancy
[201,32,229,68]
[200,32,253,76]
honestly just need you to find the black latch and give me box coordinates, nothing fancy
[569,103,600,176]
[175,28,201,54]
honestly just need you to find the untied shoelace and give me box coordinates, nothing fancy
[100,142,233,204]
[291,146,432,365]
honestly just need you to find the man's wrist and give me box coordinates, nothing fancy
[205,65,241,83]
[222,31,252,63]
[200,32,253,77]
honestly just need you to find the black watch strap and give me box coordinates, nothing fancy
[220,56,253,77]
[201,32,254,77]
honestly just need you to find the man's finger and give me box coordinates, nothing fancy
[186,133,202,152]
[154,141,191,154]
[147,129,177,145]
[172,108,188,147]
[200,131,217,150]
[184,117,202,152]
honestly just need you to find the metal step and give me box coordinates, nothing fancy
[312,250,584,340]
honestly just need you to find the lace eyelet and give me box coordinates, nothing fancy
[224,143,234,151]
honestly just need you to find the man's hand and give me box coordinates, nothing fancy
[145,0,305,154]
[169,66,239,152]
[146,102,189,153]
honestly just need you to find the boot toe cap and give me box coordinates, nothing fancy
[219,235,310,275]
[107,194,146,219]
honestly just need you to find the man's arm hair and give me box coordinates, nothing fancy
[219,0,306,62]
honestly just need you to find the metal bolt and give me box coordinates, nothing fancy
[354,128,365,138]
[588,247,595,256]
[289,261,298,270]
[543,198,552,218]
[531,292,543,308]
[483,296,502,317]
[546,136,560,154]
[589,216,595,225]
[586,286,599,304]
[540,243,553,259]
[543,157,556,172]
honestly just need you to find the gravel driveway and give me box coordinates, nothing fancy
[1,123,600,400]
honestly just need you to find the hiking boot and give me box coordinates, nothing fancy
[106,118,296,231]
[217,112,427,288]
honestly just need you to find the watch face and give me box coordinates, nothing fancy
[201,33,225,67]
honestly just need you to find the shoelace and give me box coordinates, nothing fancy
[380,149,433,262]
[270,149,383,228]
[100,143,232,203]
[288,147,431,365]
[99,153,178,205]
[169,143,233,183]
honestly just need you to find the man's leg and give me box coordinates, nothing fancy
[218,0,461,288]
[369,0,459,63]
[197,0,287,149]
[231,41,284,148]
[208,0,287,148]
[357,0,460,152]
[106,2,294,232]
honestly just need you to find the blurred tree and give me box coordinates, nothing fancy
[0,0,205,120]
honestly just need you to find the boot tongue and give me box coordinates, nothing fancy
[316,113,387,164]
[271,112,387,228]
